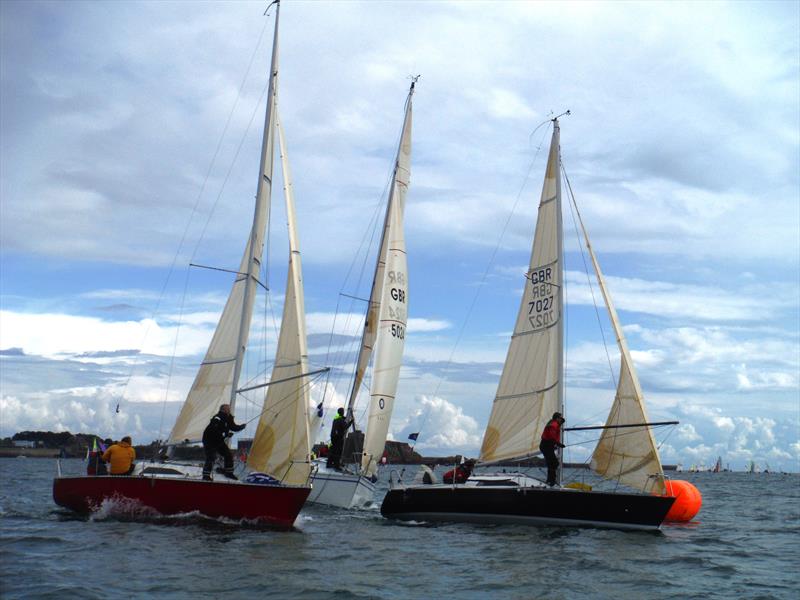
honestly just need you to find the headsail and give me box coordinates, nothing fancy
[586,280,666,492]
[167,4,279,445]
[246,110,311,485]
[359,84,414,477]
[571,191,666,494]
[479,122,563,464]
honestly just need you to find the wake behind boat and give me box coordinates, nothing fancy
[53,0,316,527]
[381,117,688,531]
[52,465,310,527]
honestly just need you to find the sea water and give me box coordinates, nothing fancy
[1,459,798,599]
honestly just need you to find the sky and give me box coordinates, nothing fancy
[1,0,798,472]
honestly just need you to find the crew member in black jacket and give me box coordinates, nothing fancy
[202,404,246,481]
[326,407,352,470]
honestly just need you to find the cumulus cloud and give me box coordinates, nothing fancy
[0,310,211,358]
[0,1,797,472]
[391,395,482,455]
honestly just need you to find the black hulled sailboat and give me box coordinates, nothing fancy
[381,118,676,531]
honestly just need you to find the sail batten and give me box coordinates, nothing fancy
[246,108,311,485]
[358,86,414,477]
[170,2,311,486]
[479,123,563,464]
[569,174,666,494]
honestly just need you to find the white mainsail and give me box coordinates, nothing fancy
[168,3,285,454]
[246,111,312,485]
[353,86,414,477]
[479,123,563,464]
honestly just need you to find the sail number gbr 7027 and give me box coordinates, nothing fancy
[527,265,557,330]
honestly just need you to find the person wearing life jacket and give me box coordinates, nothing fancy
[443,459,475,484]
[539,412,565,487]
[102,436,136,476]
[326,407,352,470]
[202,404,246,481]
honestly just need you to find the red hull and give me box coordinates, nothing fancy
[53,476,311,528]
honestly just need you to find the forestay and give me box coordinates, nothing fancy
[247,110,312,486]
[360,89,413,477]
[574,208,666,494]
[479,124,564,464]
[167,5,277,446]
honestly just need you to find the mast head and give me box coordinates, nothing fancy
[551,109,571,125]
[264,0,279,16]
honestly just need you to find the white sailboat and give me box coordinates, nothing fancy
[309,80,415,509]
[382,117,679,530]
[54,0,317,527]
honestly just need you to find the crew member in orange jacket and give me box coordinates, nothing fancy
[102,436,136,475]
[539,413,565,486]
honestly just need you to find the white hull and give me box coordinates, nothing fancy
[308,461,376,509]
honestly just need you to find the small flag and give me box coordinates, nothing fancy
[408,432,419,442]
[316,402,324,418]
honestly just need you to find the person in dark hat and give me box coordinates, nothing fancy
[540,412,565,486]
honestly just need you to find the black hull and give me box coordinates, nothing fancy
[381,485,675,531]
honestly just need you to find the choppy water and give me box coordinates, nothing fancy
[1,459,798,599]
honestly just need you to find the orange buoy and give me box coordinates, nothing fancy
[661,479,702,522]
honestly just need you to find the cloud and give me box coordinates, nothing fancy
[0,1,797,472]
[563,271,797,323]
[391,395,482,455]
[0,310,211,358]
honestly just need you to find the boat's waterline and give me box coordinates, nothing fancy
[381,484,675,531]
[308,462,376,508]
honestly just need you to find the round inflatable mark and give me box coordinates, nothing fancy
[662,479,702,522]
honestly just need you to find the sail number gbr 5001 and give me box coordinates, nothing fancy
[387,269,406,338]
[527,265,557,330]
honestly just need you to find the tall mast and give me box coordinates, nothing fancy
[554,118,564,486]
[229,0,281,411]
[345,79,417,422]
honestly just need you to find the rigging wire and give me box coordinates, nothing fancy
[318,102,406,431]
[409,120,553,451]
[562,162,618,391]
[159,76,273,435]
[117,14,272,418]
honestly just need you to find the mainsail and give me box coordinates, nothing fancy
[478,118,666,492]
[246,111,312,485]
[168,9,278,445]
[347,85,414,477]
[479,123,563,464]
[169,2,311,486]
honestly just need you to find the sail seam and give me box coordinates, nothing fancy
[200,357,237,366]
[495,380,558,401]
[513,321,559,337]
